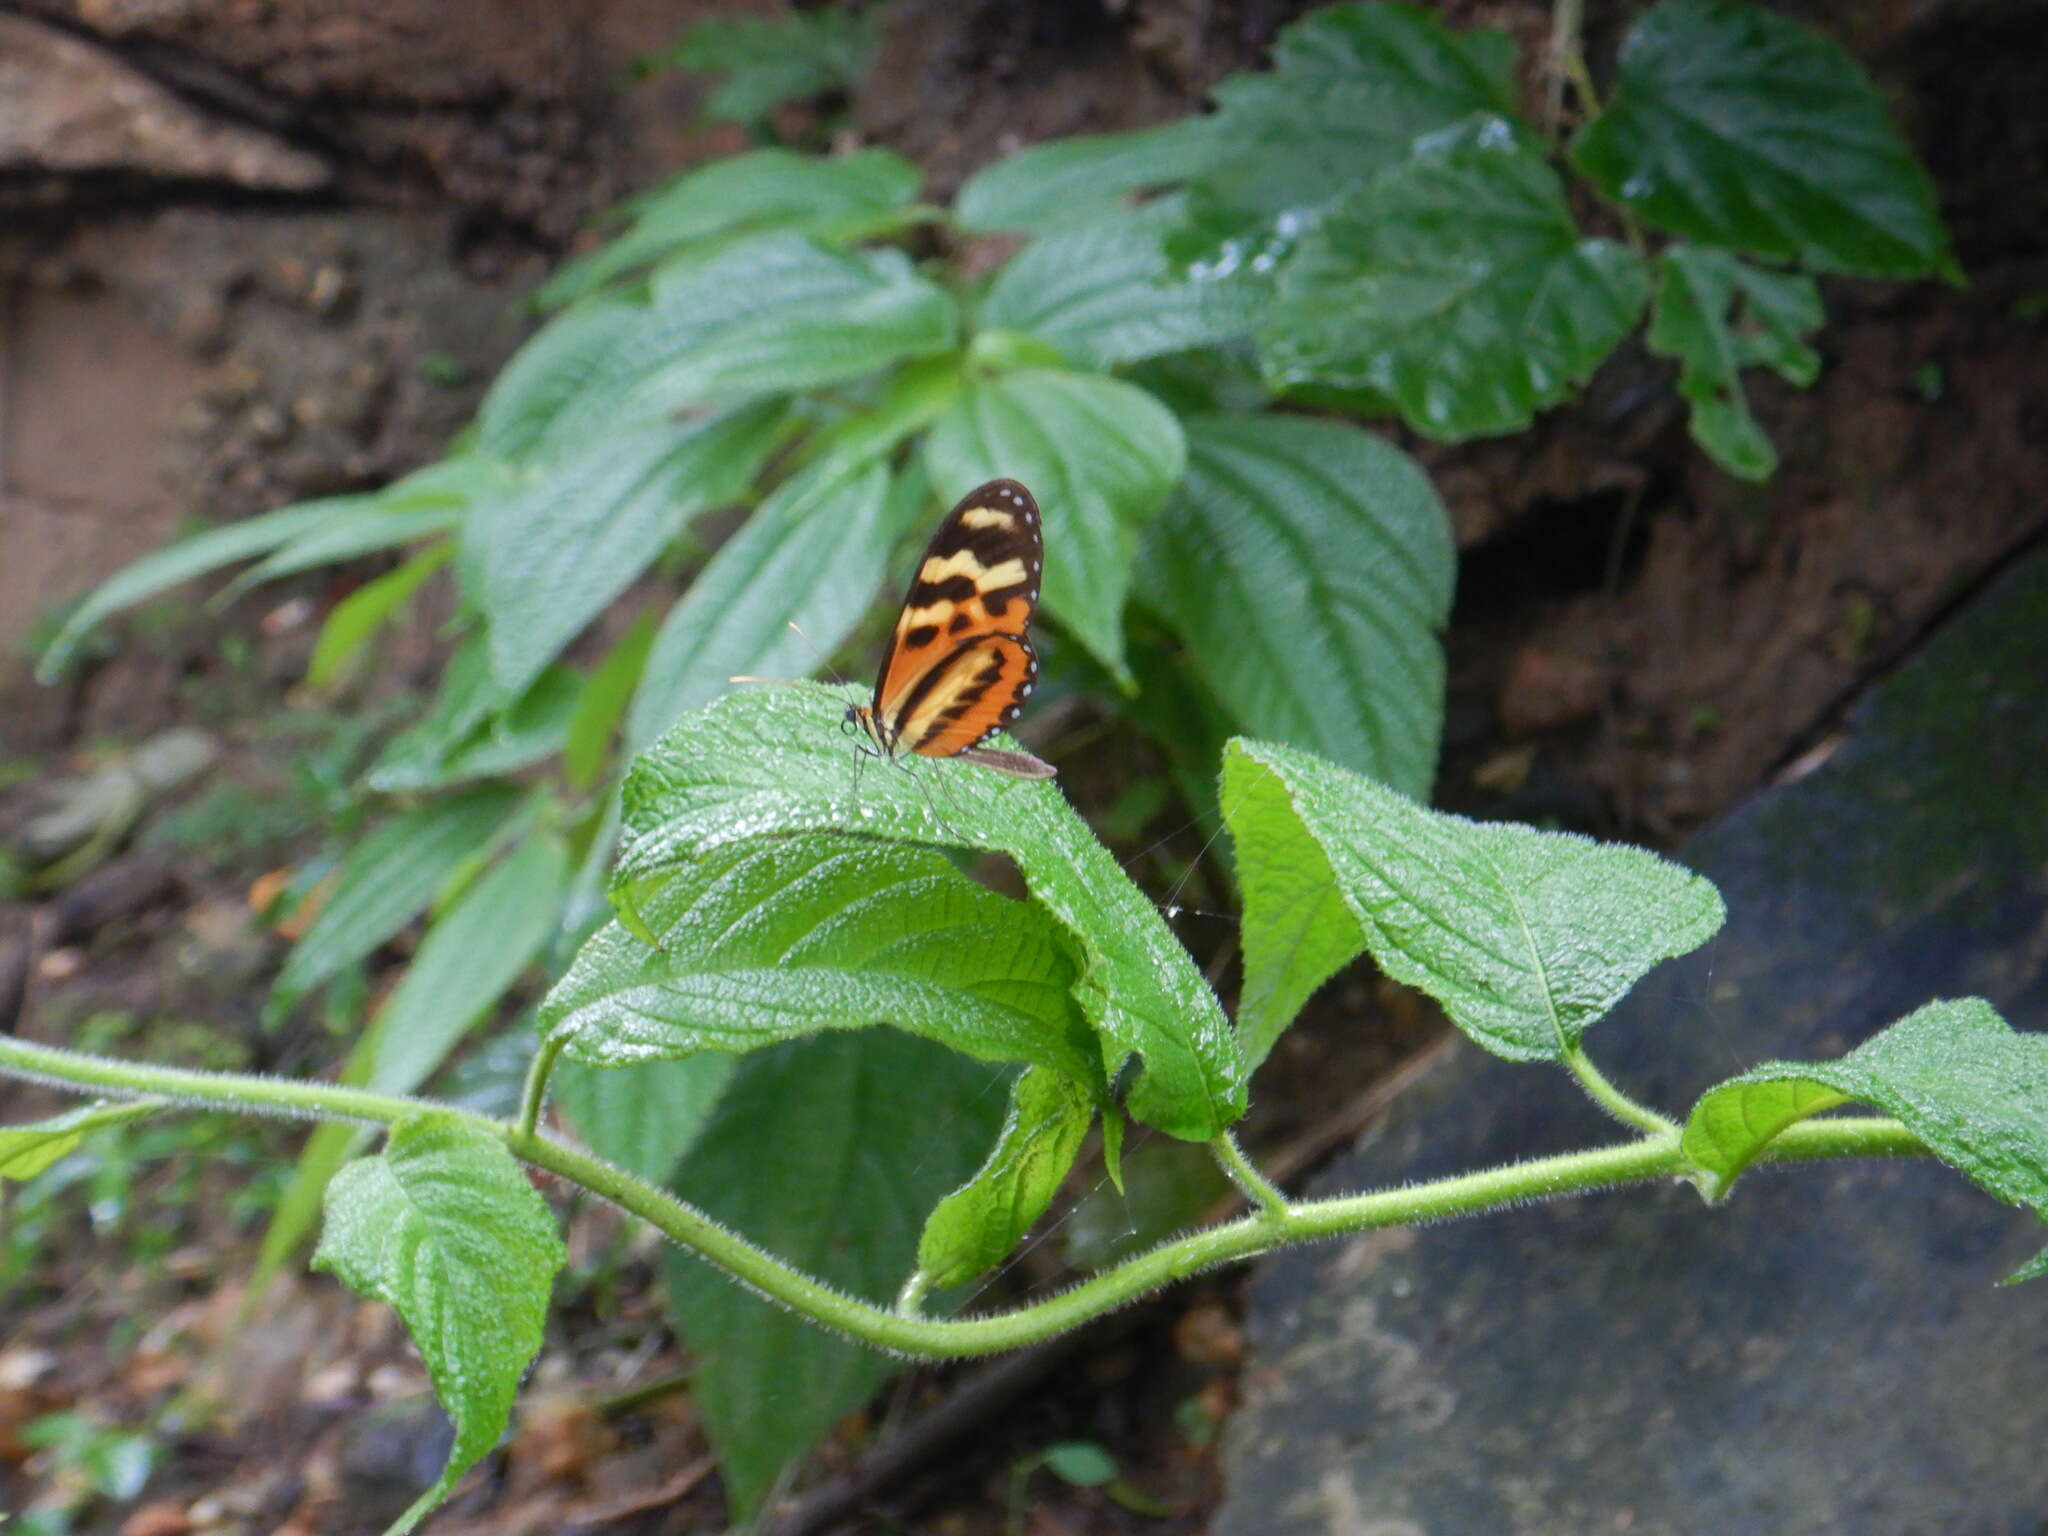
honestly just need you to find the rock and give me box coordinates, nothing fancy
[1217,551,2048,1535]
[16,727,217,865]
[0,16,329,190]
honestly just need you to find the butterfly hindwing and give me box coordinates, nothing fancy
[894,633,1039,758]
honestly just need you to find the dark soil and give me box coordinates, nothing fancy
[2,1,2044,1533]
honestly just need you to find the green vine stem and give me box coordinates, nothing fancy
[516,1035,565,1142]
[0,1033,1925,1360]
[1562,1046,1680,1137]
[1212,1130,1290,1217]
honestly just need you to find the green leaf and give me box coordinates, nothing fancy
[1648,245,1825,480]
[613,684,1244,1140]
[654,8,878,129]
[273,784,522,1009]
[37,497,356,680]
[1045,1441,1119,1487]
[1261,129,1652,438]
[916,1066,1095,1289]
[314,1115,564,1536]
[538,147,920,309]
[1139,414,1453,798]
[553,1054,736,1185]
[955,116,1227,232]
[663,1030,1007,1517]
[1682,1000,2048,1246]
[2005,1246,2048,1287]
[466,401,790,701]
[366,833,569,1097]
[489,236,957,463]
[543,834,1096,1084]
[367,663,581,794]
[978,197,1268,370]
[0,1100,159,1182]
[562,613,657,792]
[475,297,645,465]
[1222,738,1724,1069]
[220,456,507,596]
[361,635,498,790]
[623,455,898,753]
[1177,2,1516,256]
[306,544,452,689]
[924,368,1186,684]
[1571,0,1958,281]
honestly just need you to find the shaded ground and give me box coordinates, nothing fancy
[2,1,2044,1532]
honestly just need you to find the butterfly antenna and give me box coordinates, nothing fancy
[786,620,853,689]
[728,623,856,689]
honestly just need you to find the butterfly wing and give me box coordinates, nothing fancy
[893,633,1042,760]
[872,479,1045,764]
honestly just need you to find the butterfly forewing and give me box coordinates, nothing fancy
[869,479,1049,775]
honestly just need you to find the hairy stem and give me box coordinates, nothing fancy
[0,1034,1926,1360]
[516,1035,564,1143]
[1563,1046,1679,1137]
[1211,1130,1289,1217]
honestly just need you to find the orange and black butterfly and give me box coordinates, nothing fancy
[846,478,1055,779]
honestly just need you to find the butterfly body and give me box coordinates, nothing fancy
[849,477,1055,779]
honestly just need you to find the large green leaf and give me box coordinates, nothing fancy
[272,784,522,1009]
[1571,0,1958,281]
[955,116,1227,232]
[923,367,1185,683]
[542,833,1097,1084]
[1222,738,1724,1070]
[1647,245,1824,480]
[0,1101,159,1182]
[538,146,920,309]
[613,683,1244,1140]
[365,833,568,1097]
[915,1065,1095,1289]
[465,402,789,701]
[552,1054,736,1185]
[1261,130,1652,438]
[1682,1000,2048,1254]
[978,197,1267,370]
[220,457,507,600]
[663,1030,1007,1518]
[474,297,644,465]
[314,1115,564,1536]
[1175,2,1515,260]
[486,235,957,463]
[1139,414,1453,798]
[37,497,359,680]
[623,455,898,753]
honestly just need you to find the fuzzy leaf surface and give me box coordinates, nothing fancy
[612,684,1244,1139]
[314,1115,564,1536]
[1223,738,1724,1068]
[542,833,1096,1084]
[1683,1000,2048,1261]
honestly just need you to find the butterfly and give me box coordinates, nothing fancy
[846,478,1056,779]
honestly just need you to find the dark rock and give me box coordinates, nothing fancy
[1219,551,2048,1535]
